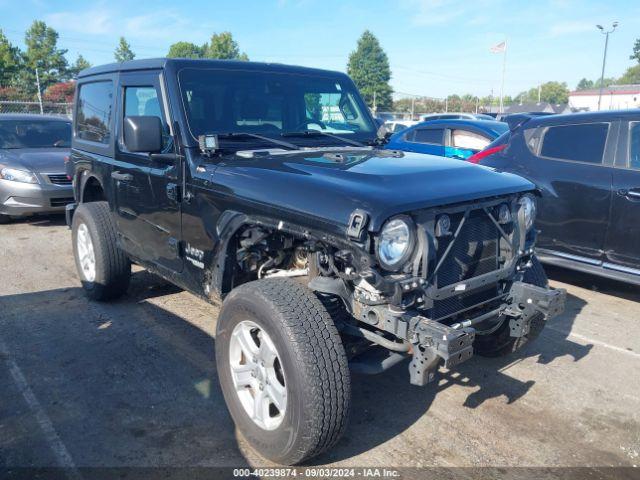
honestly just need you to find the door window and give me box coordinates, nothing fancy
[629,122,640,170]
[451,129,490,151]
[76,81,113,144]
[411,128,444,144]
[540,123,608,164]
[123,86,171,151]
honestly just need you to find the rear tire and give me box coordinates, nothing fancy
[474,256,548,357]
[216,279,351,465]
[0,214,11,224]
[72,201,130,301]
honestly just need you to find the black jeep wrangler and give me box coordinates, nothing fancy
[67,59,565,465]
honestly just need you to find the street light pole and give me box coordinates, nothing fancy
[596,22,618,111]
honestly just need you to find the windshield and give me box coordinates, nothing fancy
[0,120,71,149]
[177,68,377,147]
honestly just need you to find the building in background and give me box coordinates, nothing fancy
[569,85,640,111]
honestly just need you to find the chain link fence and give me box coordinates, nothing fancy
[0,101,73,118]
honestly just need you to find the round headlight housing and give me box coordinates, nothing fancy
[376,216,416,271]
[518,194,537,231]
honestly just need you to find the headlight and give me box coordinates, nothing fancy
[377,216,415,270]
[0,167,37,184]
[518,194,537,231]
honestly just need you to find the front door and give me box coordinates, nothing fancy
[604,119,640,272]
[115,72,183,272]
[523,121,616,262]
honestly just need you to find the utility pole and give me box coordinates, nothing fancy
[596,22,618,111]
[35,67,44,115]
[372,91,377,113]
[499,40,507,114]
[411,96,415,120]
[538,85,542,103]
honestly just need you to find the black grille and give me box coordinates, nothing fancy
[432,285,499,319]
[47,174,71,186]
[50,197,74,207]
[435,209,499,288]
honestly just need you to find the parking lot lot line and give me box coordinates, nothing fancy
[0,337,82,480]
[546,325,640,359]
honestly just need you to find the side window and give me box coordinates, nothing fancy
[123,86,171,150]
[412,128,444,144]
[540,123,609,164]
[451,129,490,151]
[629,122,640,170]
[76,81,113,144]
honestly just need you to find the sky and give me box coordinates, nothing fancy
[1,0,639,99]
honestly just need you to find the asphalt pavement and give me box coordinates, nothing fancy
[1,215,638,477]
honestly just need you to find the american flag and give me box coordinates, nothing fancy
[490,41,506,53]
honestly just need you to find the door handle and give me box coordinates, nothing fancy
[627,190,640,199]
[111,171,133,182]
[618,188,640,199]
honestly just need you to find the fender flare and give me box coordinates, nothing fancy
[77,171,105,203]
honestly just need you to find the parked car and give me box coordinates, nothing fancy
[470,110,640,285]
[0,114,73,223]
[385,119,508,159]
[419,112,495,122]
[66,58,564,464]
[384,120,418,133]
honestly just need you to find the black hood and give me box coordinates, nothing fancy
[212,149,535,233]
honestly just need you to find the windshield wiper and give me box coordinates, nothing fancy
[218,132,300,150]
[281,130,366,147]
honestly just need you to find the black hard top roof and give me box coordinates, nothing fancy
[78,58,346,79]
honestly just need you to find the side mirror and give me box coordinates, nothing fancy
[123,116,163,153]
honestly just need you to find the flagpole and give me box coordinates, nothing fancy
[499,39,507,114]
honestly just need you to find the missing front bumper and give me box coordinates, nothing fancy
[407,282,566,386]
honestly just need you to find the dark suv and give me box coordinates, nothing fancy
[66,58,565,464]
[471,110,640,285]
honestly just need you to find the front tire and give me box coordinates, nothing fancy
[0,214,11,224]
[474,256,548,357]
[216,279,351,465]
[72,201,131,301]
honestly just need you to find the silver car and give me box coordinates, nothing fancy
[0,114,73,223]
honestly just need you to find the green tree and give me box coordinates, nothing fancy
[618,64,640,85]
[69,54,91,77]
[205,32,248,60]
[630,38,640,64]
[0,28,21,87]
[114,37,135,62]
[167,41,205,59]
[576,78,594,90]
[518,81,569,104]
[347,30,392,111]
[20,20,68,94]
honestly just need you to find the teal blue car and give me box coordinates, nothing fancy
[385,119,508,160]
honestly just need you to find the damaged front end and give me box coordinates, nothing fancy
[312,192,566,386]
